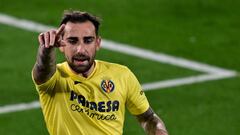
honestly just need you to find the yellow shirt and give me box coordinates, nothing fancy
[32,60,149,135]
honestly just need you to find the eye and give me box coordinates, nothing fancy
[84,37,94,44]
[67,38,78,45]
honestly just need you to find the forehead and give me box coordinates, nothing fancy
[64,21,96,37]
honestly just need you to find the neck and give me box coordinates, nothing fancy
[82,62,95,78]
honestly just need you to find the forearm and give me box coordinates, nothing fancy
[137,108,168,135]
[141,114,168,135]
[32,45,56,84]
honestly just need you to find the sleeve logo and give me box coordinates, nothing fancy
[101,80,115,93]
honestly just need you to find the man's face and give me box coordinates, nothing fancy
[61,21,101,74]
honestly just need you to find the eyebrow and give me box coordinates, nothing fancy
[66,36,95,40]
[66,37,78,40]
[83,36,95,40]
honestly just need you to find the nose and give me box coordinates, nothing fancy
[76,44,86,53]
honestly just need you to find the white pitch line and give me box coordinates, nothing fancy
[0,13,237,114]
[142,73,236,91]
[0,13,54,33]
[0,101,40,114]
[0,71,237,115]
[0,13,236,75]
[101,40,236,75]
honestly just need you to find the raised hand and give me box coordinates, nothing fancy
[38,24,66,48]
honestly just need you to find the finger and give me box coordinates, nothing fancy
[44,32,50,48]
[49,30,56,46]
[56,24,65,37]
[38,33,45,46]
[56,40,66,47]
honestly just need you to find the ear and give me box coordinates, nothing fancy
[96,36,101,51]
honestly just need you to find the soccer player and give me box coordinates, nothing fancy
[32,10,168,135]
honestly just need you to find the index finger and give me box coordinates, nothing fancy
[56,24,65,36]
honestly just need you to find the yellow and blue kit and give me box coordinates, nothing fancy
[32,60,149,135]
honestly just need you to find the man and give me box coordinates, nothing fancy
[32,10,168,135]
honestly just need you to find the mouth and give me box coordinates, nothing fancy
[73,57,89,65]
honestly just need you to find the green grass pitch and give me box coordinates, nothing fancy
[0,0,240,134]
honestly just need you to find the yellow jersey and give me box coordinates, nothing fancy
[32,60,149,135]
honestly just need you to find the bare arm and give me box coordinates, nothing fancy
[32,25,65,85]
[136,107,168,135]
[32,46,56,84]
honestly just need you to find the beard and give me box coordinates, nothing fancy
[67,53,95,74]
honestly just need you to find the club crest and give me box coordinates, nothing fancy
[101,80,115,93]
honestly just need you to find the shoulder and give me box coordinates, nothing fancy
[55,62,70,77]
[96,60,139,84]
[96,60,132,73]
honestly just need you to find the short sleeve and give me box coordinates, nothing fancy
[125,69,149,115]
[32,70,60,92]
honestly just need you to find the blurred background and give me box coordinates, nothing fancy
[0,0,239,134]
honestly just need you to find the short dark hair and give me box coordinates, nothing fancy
[60,10,101,35]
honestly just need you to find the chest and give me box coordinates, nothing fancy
[63,77,127,113]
